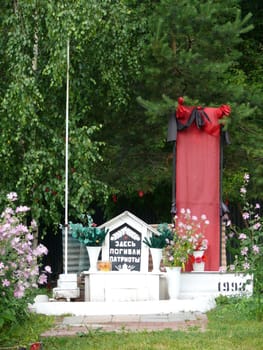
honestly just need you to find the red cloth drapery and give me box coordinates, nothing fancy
[175,98,230,271]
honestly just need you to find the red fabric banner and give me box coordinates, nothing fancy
[175,98,230,271]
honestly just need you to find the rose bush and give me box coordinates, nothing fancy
[0,192,51,329]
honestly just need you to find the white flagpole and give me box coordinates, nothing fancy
[64,39,70,274]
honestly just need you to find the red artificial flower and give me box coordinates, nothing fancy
[30,342,42,350]
[220,104,231,116]
[189,255,195,264]
[178,96,184,105]
[190,255,206,264]
[195,256,202,264]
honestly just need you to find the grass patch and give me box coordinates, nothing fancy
[41,324,263,350]
[0,298,262,349]
[0,313,55,349]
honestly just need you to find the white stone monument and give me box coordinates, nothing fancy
[100,210,158,272]
[83,211,161,302]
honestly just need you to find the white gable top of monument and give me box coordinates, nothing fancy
[99,211,158,272]
[98,210,159,235]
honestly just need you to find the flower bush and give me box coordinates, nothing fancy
[0,192,51,329]
[190,232,208,251]
[227,174,263,279]
[164,231,192,269]
[225,173,263,319]
[163,208,209,269]
[70,214,108,246]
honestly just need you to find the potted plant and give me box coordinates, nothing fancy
[143,223,173,272]
[163,208,209,297]
[164,223,193,264]
[189,231,209,271]
[70,214,109,272]
[163,228,191,299]
[185,211,209,272]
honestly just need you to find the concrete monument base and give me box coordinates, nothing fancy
[33,272,252,316]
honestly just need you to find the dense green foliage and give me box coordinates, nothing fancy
[0,1,111,228]
[0,0,262,229]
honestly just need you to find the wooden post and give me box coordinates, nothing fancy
[221,220,227,268]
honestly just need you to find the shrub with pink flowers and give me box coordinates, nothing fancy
[0,192,51,329]
[227,174,262,271]
[226,173,263,302]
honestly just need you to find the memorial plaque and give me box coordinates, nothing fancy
[109,223,142,271]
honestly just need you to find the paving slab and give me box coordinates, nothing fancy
[112,315,141,322]
[41,312,208,337]
[168,312,198,321]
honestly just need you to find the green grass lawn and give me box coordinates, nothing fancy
[1,298,262,350]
